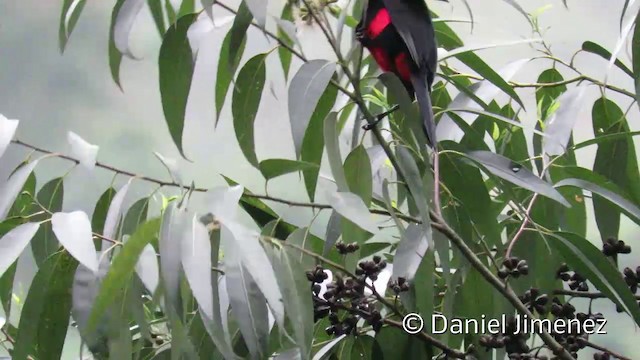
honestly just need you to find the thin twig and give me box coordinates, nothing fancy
[553,289,640,301]
[578,338,632,360]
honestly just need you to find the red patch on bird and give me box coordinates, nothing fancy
[366,9,392,38]
[370,47,394,72]
[394,52,412,82]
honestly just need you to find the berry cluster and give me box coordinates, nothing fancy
[355,255,387,280]
[388,276,410,295]
[498,257,529,279]
[478,316,532,357]
[308,260,386,338]
[556,263,589,292]
[601,237,631,257]
[518,288,549,315]
[622,266,640,294]
[335,241,360,255]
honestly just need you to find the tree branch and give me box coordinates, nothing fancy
[553,289,640,301]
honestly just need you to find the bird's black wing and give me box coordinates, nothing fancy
[381,0,437,82]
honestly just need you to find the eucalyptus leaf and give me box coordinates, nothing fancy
[51,211,99,273]
[466,151,570,207]
[542,85,588,156]
[67,131,98,170]
[328,192,378,234]
[135,243,159,294]
[392,224,430,283]
[59,0,88,52]
[159,13,199,159]
[159,202,188,310]
[224,235,270,359]
[259,159,319,180]
[0,222,39,278]
[0,115,18,160]
[233,53,268,167]
[555,178,640,224]
[0,159,40,221]
[181,215,214,319]
[113,0,145,58]
[289,60,337,157]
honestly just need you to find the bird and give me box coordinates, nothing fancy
[356,0,443,213]
[355,0,440,148]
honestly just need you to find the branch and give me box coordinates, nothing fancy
[11,138,421,225]
[577,338,632,360]
[553,289,640,301]
[272,237,466,358]
[429,212,574,359]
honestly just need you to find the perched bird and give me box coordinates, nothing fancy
[355,0,440,148]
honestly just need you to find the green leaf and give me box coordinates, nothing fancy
[58,0,87,52]
[121,197,150,237]
[555,177,640,226]
[324,112,348,191]
[13,252,78,360]
[228,1,253,74]
[0,223,40,278]
[583,41,633,77]
[86,218,161,332]
[434,19,525,108]
[267,245,314,359]
[233,52,268,167]
[259,159,319,180]
[277,4,295,81]
[0,160,40,221]
[465,151,571,207]
[92,187,116,250]
[396,147,430,226]
[215,31,247,125]
[344,145,372,206]
[31,178,64,266]
[301,82,338,201]
[225,242,270,359]
[159,13,199,159]
[177,0,195,17]
[440,144,501,245]
[223,176,334,261]
[549,232,640,327]
[329,192,378,234]
[147,0,166,36]
[542,85,588,156]
[591,97,640,240]
[244,0,267,28]
[633,8,640,108]
[108,0,127,89]
[289,60,337,157]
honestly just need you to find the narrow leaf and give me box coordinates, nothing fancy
[542,85,588,156]
[51,211,99,272]
[466,151,570,207]
[259,159,319,180]
[232,53,268,167]
[159,13,199,159]
[289,60,336,157]
[0,115,18,160]
[67,131,99,171]
[0,159,39,221]
[0,223,39,278]
[113,0,145,58]
[181,215,214,318]
[328,192,377,234]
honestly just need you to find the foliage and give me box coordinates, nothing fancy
[1,0,640,359]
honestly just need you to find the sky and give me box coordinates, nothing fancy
[0,0,638,358]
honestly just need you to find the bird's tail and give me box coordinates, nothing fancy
[410,74,436,148]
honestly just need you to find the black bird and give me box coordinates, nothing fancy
[355,0,441,148]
